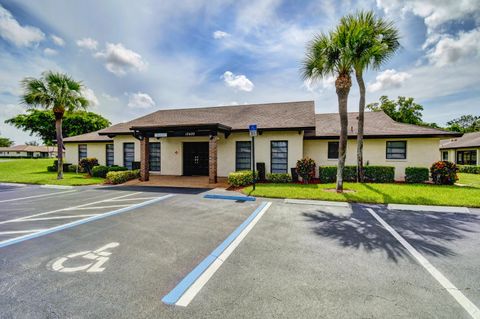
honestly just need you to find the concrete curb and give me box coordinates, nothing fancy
[284,199,350,207]
[388,204,471,214]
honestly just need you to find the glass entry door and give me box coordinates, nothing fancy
[149,142,161,172]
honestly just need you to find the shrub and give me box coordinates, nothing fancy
[50,160,71,172]
[296,157,316,183]
[405,167,429,184]
[364,166,395,183]
[266,173,292,183]
[318,165,395,183]
[68,164,78,173]
[79,157,99,176]
[458,165,480,174]
[228,171,257,187]
[105,170,140,185]
[92,165,109,178]
[47,165,56,172]
[108,165,127,172]
[430,161,458,185]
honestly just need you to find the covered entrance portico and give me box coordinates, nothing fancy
[132,123,232,184]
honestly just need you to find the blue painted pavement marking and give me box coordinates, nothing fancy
[162,201,269,305]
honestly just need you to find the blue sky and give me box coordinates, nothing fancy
[0,0,479,144]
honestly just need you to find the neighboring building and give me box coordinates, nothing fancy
[0,145,57,158]
[440,132,480,165]
[63,101,459,182]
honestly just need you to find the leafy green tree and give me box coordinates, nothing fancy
[446,115,480,133]
[20,72,89,179]
[302,24,354,192]
[367,96,424,125]
[0,136,14,147]
[6,109,111,145]
[339,11,400,182]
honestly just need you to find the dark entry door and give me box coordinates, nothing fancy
[149,142,161,171]
[183,142,209,176]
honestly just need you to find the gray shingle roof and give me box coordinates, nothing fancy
[440,132,480,149]
[63,131,113,143]
[306,111,460,138]
[0,145,55,152]
[99,101,316,134]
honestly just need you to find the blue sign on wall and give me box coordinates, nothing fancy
[249,124,257,137]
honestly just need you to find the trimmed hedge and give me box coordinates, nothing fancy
[108,165,128,172]
[266,173,292,183]
[47,165,56,172]
[405,167,429,184]
[106,170,140,185]
[92,166,109,178]
[228,171,257,187]
[318,165,395,183]
[458,165,480,174]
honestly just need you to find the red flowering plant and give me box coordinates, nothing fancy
[296,157,316,184]
[430,161,458,185]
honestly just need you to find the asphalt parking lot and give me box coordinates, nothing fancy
[0,184,479,318]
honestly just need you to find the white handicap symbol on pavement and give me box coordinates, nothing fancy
[51,242,119,273]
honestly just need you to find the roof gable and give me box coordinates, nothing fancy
[440,132,480,149]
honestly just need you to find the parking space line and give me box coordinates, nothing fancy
[64,205,131,210]
[0,194,175,249]
[366,208,480,319]
[0,229,46,235]
[11,214,100,221]
[162,201,272,307]
[0,190,76,203]
[0,192,142,225]
[105,197,159,202]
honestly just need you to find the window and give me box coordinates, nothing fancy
[78,144,87,161]
[386,141,407,160]
[106,144,114,166]
[456,150,477,165]
[442,151,448,161]
[149,142,161,171]
[236,141,251,171]
[271,141,288,173]
[328,141,339,159]
[123,143,135,170]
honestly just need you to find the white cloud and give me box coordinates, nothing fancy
[50,34,65,46]
[127,92,155,108]
[304,75,335,92]
[76,37,98,50]
[367,69,412,92]
[427,28,480,66]
[213,30,230,39]
[43,48,58,56]
[221,71,254,92]
[0,5,44,47]
[94,43,147,76]
[101,93,119,101]
[82,87,99,107]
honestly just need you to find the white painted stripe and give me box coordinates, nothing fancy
[0,183,27,187]
[175,202,272,307]
[0,229,46,235]
[285,198,350,207]
[366,208,480,319]
[0,192,142,225]
[388,204,470,214]
[40,185,74,189]
[11,214,100,221]
[0,190,76,203]
[105,197,158,202]
[63,205,131,210]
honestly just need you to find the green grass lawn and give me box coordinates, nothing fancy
[243,173,480,207]
[0,159,104,186]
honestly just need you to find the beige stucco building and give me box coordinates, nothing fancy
[440,132,480,165]
[0,145,56,158]
[64,101,459,182]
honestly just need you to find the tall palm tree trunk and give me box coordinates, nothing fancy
[335,74,352,192]
[54,113,64,180]
[355,70,366,182]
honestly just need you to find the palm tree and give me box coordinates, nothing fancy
[21,72,89,179]
[302,26,353,192]
[340,11,400,182]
